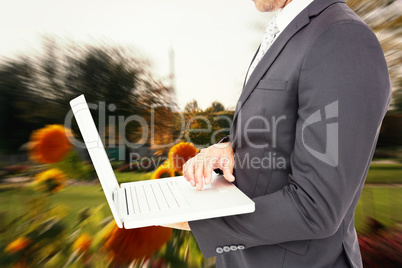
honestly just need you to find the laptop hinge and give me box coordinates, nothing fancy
[114,187,126,224]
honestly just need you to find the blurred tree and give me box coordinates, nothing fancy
[0,58,49,153]
[63,46,144,160]
[0,38,174,158]
[377,114,402,149]
[347,0,402,113]
[182,109,233,148]
[395,80,402,113]
[173,100,233,148]
[205,101,225,113]
[64,47,142,116]
[183,100,200,114]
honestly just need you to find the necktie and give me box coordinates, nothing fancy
[246,16,280,83]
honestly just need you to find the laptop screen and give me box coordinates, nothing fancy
[70,95,122,228]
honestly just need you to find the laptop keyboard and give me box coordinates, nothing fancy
[125,180,190,215]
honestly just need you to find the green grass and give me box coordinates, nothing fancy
[115,171,152,183]
[0,185,109,232]
[0,165,400,236]
[0,184,400,235]
[365,162,402,184]
[355,186,402,233]
[0,171,152,233]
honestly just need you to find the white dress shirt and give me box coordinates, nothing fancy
[246,0,315,82]
[274,0,315,40]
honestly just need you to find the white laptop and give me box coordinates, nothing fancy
[70,95,255,229]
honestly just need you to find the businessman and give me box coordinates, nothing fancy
[165,0,391,267]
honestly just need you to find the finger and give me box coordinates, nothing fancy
[220,156,235,182]
[194,153,205,190]
[183,161,191,181]
[182,162,188,179]
[183,158,196,187]
[204,155,218,185]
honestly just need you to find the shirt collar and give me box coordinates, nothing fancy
[275,0,315,32]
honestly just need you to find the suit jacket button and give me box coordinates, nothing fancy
[230,245,237,251]
[216,247,224,254]
[237,245,245,250]
[223,246,230,252]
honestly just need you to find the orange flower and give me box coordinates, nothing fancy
[73,233,92,253]
[151,160,175,180]
[12,259,28,268]
[29,125,73,164]
[4,237,32,254]
[168,142,198,171]
[34,168,66,194]
[104,225,172,264]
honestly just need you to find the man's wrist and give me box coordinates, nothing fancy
[214,135,231,175]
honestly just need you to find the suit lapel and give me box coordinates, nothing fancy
[232,11,310,125]
[231,0,346,126]
[242,44,261,90]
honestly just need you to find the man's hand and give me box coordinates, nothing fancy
[182,142,235,190]
[161,222,191,231]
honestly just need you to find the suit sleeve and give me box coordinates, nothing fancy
[189,22,391,258]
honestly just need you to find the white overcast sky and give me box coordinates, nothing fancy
[0,0,274,110]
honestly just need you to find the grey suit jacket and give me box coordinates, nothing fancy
[189,0,391,267]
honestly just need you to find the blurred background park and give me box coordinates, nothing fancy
[0,0,401,267]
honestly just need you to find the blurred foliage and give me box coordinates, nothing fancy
[0,58,40,153]
[358,217,402,267]
[183,110,232,148]
[347,0,402,113]
[377,115,402,148]
[1,177,400,267]
[184,100,201,114]
[375,114,402,160]
[365,162,402,184]
[33,168,67,194]
[0,159,401,267]
[0,37,174,155]
[152,100,231,156]
[162,229,205,267]
[0,182,207,267]
[172,100,232,149]
[0,186,73,267]
[205,101,225,113]
[53,151,95,181]
[0,137,215,267]
[355,186,402,234]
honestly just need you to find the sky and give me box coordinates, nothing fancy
[0,0,273,110]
